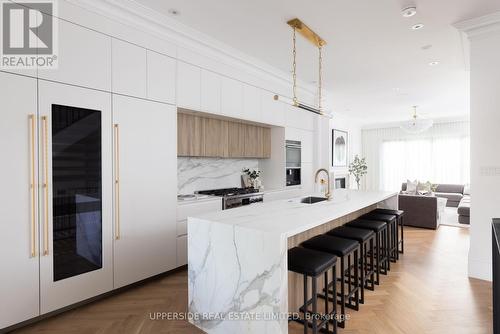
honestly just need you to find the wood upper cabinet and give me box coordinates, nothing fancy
[243,125,271,158]
[228,122,245,158]
[177,113,205,156]
[177,113,270,158]
[204,118,228,157]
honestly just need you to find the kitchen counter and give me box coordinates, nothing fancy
[188,189,398,334]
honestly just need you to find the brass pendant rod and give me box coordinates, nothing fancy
[287,18,326,48]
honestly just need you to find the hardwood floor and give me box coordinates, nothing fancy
[12,226,492,334]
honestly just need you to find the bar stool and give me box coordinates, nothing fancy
[301,234,360,329]
[361,212,398,265]
[288,247,338,334]
[373,208,405,255]
[345,219,389,285]
[326,226,376,302]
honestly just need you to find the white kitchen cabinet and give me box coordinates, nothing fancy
[243,84,262,122]
[112,39,147,98]
[177,61,201,110]
[261,90,285,126]
[301,163,314,194]
[176,199,222,266]
[0,72,40,329]
[176,198,222,237]
[221,77,243,118]
[38,16,111,92]
[201,69,221,114]
[112,95,177,288]
[147,50,176,104]
[38,80,114,314]
[177,235,188,267]
[285,105,315,131]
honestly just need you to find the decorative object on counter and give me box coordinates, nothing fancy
[348,155,367,189]
[332,129,348,167]
[242,168,262,189]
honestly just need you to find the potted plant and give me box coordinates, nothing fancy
[348,155,368,190]
[242,168,262,189]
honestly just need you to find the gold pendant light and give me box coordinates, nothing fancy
[285,18,327,115]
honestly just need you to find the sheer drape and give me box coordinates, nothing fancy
[380,136,470,191]
[362,121,470,191]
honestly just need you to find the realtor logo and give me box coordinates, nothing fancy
[1,0,58,69]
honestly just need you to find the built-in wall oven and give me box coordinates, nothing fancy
[286,140,301,186]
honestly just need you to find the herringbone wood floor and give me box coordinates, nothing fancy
[13,226,492,334]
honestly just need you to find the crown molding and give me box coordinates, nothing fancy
[454,11,500,38]
[66,0,318,96]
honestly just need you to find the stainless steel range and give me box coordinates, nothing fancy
[196,187,264,210]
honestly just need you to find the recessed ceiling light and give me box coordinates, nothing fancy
[429,61,440,66]
[421,44,433,50]
[402,6,417,18]
[412,23,424,30]
[168,8,180,15]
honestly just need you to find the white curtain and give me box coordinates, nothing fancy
[362,121,470,191]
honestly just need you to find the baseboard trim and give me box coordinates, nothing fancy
[468,257,492,281]
[0,265,187,334]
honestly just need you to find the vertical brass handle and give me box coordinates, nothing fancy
[42,116,49,256]
[29,115,36,258]
[114,124,120,240]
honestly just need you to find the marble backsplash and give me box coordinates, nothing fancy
[178,157,258,194]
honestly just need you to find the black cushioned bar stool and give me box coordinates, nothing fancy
[326,226,376,303]
[301,235,359,329]
[345,219,389,285]
[373,208,405,256]
[361,212,397,265]
[288,247,338,334]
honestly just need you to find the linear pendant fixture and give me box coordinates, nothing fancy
[287,18,326,48]
[279,18,327,115]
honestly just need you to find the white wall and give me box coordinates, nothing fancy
[329,112,363,189]
[457,12,500,281]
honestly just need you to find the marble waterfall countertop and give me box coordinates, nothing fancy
[193,189,398,237]
[188,189,398,334]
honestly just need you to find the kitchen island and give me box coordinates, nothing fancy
[188,189,398,334]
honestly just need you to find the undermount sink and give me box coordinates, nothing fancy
[300,196,328,204]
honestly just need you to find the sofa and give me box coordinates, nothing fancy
[401,183,464,207]
[458,185,470,224]
[398,194,439,229]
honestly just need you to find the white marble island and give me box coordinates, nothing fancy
[188,189,398,334]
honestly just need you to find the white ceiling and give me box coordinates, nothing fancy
[134,0,500,124]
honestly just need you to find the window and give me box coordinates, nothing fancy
[380,136,470,191]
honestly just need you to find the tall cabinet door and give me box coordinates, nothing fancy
[0,72,40,329]
[112,95,177,288]
[38,81,113,314]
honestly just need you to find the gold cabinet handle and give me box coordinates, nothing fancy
[42,116,49,256]
[114,124,120,240]
[29,114,36,258]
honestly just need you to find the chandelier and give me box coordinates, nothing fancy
[400,106,433,134]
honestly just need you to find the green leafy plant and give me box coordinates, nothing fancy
[348,155,368,189]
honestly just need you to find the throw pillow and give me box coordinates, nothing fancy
[464,184,471,195]
[418,181,432,193]
[406,179,418,194]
